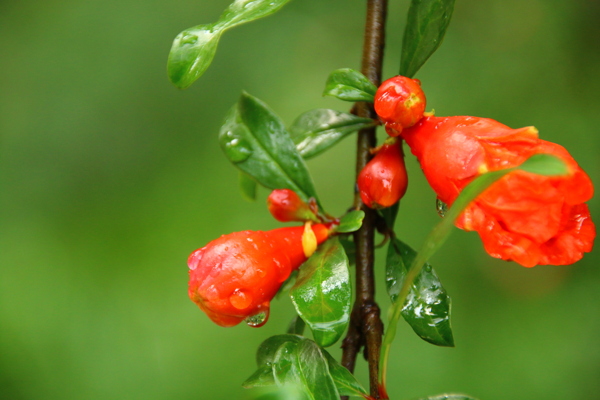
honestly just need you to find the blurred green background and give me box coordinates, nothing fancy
[1,0,599,399]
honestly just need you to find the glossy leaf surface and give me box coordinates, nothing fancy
[250,335,340,400]
[295,340,340,399]
[290,109,374,159]
[219,92,320,204]
[322,351,369,398]
[417,395,480,400]
[168,0,292,88]
[323,68,377,102]
[335,210,365,233]
[290,238,351,347]
[386,238,454,346]
[239,171,257,201]
[400,0,456,78]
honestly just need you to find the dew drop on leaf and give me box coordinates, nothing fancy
[179,32,198,45]
[222,130,253,163]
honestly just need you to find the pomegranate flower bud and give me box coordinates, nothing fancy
[188,224,331,327]
[374,75,426,137]
[267,189,319,223]
[357,138,409,209]
[402,115,595,267]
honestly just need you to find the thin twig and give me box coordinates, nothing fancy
[341,0,388,399]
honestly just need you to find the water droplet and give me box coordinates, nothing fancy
[423,264,432,273]
[187,249,203,270]
[245,307,269,327]
[436,198,448,218]
[179,32,198,45]
[222,131,253,162]
[229,289,252,310]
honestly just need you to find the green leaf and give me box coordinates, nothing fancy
[295,340,340,400]
[323,69,377,102]
[518,153,569,176]
[335,210,365,233]
[219,92,320,205]
[290,109,374,159]
[239,171,258,201]
[400,0,456,78]
[256,334,303,367]
[168,26,221,89]
[217,0,292,30]
[287,315,306,335]
[416,395,480,400]
[322,351,369,398]
[243,365,276,388]
[386,238,454,347]
[290,238,351,347]
[251,335,340,400]
[168,0,292,89]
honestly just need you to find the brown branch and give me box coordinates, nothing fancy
[342,0,388,399]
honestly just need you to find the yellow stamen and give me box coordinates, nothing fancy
[302,221,317,258]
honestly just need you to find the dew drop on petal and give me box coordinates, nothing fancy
[436,198,448,218]
[187,249,204,270]
[229,289,252,310]
[244,307,270,328]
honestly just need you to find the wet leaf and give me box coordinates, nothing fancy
[290,109,374,159]
[168,0,292,88]
[290,238,351,347]
[295,340,340,399]
[323,69,377,102]
[239,171,258,201]
[400,0,456,78]
[335,210,365,233]
[256,334,303,367]
[249,335,340,400]
[386,238,454,347]
[322,351,369,398]
[219,92,320,205]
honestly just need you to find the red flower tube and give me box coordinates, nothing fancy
[357,138,409,209]
[402,115,595,267]
[188,224,331,327]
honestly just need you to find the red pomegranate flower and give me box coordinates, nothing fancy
[188,224,331,327]
[402,115,595,267]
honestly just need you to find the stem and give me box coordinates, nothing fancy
[378,165,526,393]
[341,0,388,399]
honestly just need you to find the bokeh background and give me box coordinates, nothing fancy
[1,0,599,399]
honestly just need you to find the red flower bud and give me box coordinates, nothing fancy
[357,139,409,209]
[403,115,596,267]
[188,224,331,327]
[374,75,426,137]
[267,189,319,222]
